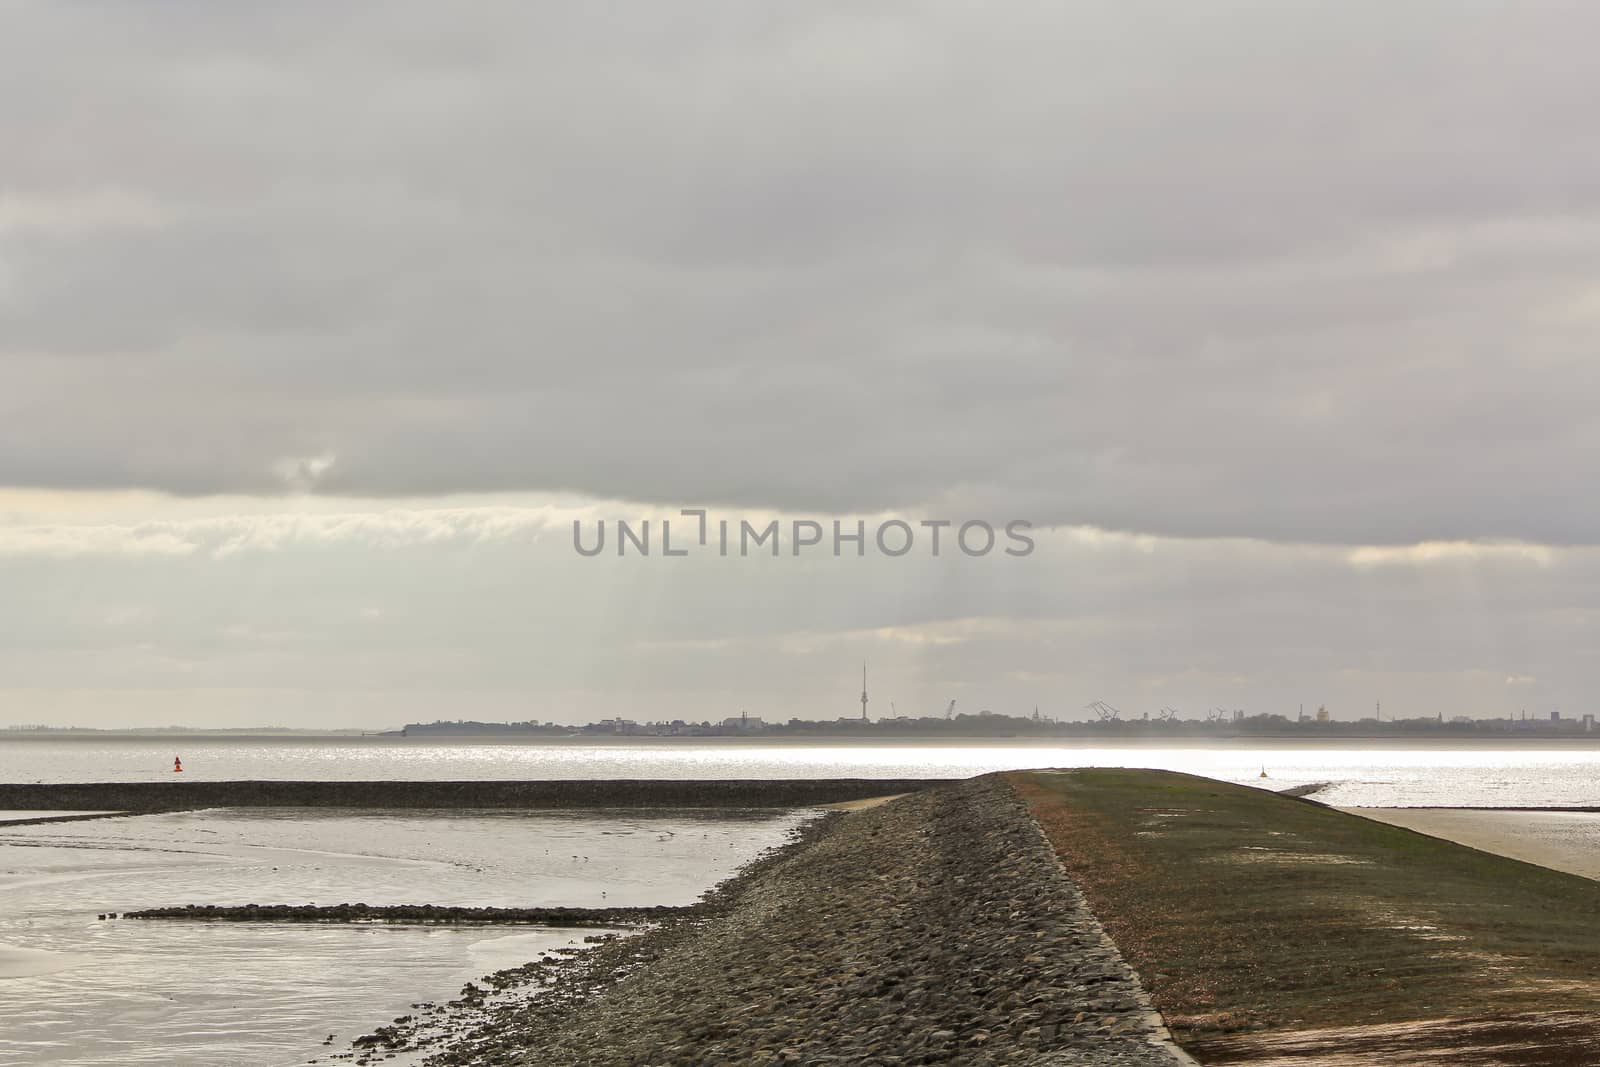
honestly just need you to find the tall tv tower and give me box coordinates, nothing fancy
[860,662,869,722]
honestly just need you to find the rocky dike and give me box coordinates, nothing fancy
[332,775,1188,1066]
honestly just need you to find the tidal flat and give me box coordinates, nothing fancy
[0,806,806,1066]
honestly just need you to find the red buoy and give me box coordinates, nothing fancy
[174,756,183,773]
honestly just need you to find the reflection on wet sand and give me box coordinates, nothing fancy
[1350,808,1600,881]
[0,944,87,979]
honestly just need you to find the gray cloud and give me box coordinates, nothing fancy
[4,3,1600,543]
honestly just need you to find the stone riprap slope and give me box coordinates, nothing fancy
[390,776,1183,1066]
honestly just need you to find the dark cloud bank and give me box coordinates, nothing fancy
[4,3,1600,545]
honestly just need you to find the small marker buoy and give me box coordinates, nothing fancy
[1259,765,1269,779]
[174,756,183,773]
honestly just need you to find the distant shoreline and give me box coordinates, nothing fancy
[8,730,1600,748]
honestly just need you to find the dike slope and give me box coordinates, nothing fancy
[368,775,1184,1067]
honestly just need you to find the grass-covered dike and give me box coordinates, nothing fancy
[1012,768,1600,1065]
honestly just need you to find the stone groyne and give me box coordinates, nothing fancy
[0,778,947,812]
[125,902,685,926]
[360,776,1185,1067]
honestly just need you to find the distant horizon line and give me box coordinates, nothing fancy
[6,708,1597,739]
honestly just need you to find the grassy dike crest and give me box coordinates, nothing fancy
[1012,769,1600,1065]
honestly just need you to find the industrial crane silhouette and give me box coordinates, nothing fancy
[1085,701,1122,722]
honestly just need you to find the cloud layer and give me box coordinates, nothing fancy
[5,3,1600,543]
[6,6,1600,727]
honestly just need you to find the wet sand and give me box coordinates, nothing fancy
[0,806,809,1066]
[0,945,86,979]
[1348,808,1600,881]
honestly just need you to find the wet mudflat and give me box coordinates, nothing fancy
[0,806,805,1066]
[1352,807,1600,881]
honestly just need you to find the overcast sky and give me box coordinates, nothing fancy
[3,3,1597,727]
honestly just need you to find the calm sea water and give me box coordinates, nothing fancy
[0,806,807,1067]
[5,735,1600,807]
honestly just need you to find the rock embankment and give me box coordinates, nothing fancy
[0,778,946,812]
[382,775,1183,1066]
[125,903,683,925]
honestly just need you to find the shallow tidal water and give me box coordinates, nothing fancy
[0,807,807,1066]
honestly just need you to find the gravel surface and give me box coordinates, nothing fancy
[345,775,1186,1066]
